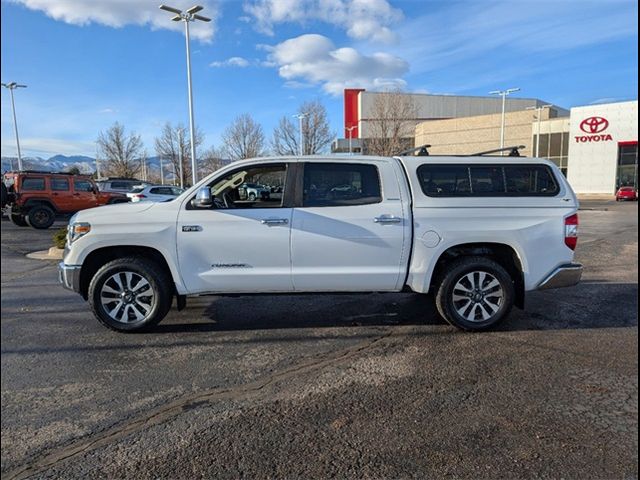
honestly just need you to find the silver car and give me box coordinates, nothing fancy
[127,185,184,203]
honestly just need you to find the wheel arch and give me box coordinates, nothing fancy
[23,198,58,212]
[429,242,526,309]
[79,245,177,300]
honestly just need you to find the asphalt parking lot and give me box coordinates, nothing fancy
[1,199,637,479]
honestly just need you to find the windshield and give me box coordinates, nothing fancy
[131,187,145,193]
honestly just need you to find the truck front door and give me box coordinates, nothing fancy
[290,161,409,292]
[177,162,294,294]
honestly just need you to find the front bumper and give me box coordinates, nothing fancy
[537,263,583,290]
[58,262,82,293]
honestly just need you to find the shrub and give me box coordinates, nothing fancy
[53,227,67,249]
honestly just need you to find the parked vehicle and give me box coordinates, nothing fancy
[127,185,184,203]
[3,171,129,229]
[615,186,638,201]
[59,155,582,332]
[238,182,270,201]
[96,178,151,194]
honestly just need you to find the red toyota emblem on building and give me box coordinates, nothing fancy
[580,116,609,134]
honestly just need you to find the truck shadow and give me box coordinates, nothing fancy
[154,282,638,333]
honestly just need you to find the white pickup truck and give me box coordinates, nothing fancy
[59,154,583,332]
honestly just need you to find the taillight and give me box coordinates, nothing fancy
[134,194,146,199]
[565,213,579,250]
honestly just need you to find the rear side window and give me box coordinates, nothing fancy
[150,187,174,195]
[417,164,559,197]
[303,163,382,207]
[51,178,70,191]
[21,177,45,191]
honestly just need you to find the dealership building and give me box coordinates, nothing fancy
[333,89,638,194]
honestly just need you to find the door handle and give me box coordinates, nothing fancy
[374,215,402,224]
[261,218,289,225]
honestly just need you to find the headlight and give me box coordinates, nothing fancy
[68,222,91,244]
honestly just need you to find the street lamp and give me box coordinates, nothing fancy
[292,113,307,156]
[1,82,27,170]
[159,4,211,186]
[489,87,520,154]
[526,104,553,157]
[346,126,357,155]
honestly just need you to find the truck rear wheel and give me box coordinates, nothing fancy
[26,205,55,229]
[88,257,173,332]
[435,256,514,331]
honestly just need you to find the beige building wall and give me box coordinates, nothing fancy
[414,109,557,156]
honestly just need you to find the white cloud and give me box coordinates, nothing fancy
[243,0,403,42]
[9,0,219,42]
[209,57,251,68]
[265,34,409,95]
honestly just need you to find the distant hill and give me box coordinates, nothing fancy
[1,155,233,178]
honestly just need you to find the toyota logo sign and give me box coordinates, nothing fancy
[580,116,609,134]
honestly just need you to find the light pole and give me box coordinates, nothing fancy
[160,156,165,185]
[346,126,357,155]
[1,82,27,170]
[292,113,307,156]
[489,87,520,154]
[526,104,552,157]
[159,4,210,186]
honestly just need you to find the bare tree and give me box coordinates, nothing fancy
[366,90,417,157]
[96,122,144,178]
[222,114,265,160]
[198,146,228,178]
[154,122,203,187]
[271,100,333,155]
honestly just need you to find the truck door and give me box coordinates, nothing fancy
[290,161,409,292]
[176,162,294,294]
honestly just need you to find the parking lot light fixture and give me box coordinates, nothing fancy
[346,126,357,155]
[292,113,307,156]
[490,88,520,154]
[159,4,211,186]
[526,104,553,157]
[1,82,27,171]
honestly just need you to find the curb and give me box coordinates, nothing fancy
[26,247,64,260]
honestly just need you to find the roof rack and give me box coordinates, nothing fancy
[4,170,89,176]
[397,144,431,156]
[469,145,526,157]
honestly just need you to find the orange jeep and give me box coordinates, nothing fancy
[2,171,129,229]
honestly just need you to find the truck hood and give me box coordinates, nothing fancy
[72,201,155,223]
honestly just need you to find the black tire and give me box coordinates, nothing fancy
[435,256,515,331]
[248,192,257,201]
[25,205,55,229]
[88,256,173,332]
[9,213,28,227]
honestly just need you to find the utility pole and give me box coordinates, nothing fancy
[160,156,165,185]
[159,4,211,185]
[489,88,520,154]
[293,113,307,156]
[1,82,27,170]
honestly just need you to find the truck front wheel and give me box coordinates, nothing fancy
[88,257,173,332]
[435,256,514,331]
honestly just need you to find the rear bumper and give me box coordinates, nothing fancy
[58,262,82,293]
[537,263,583,290]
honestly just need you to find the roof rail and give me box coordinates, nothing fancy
[397,144,431,156]
[469,145,526,157]
[4,170,88,175]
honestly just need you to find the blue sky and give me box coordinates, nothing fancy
[1,0,638,158]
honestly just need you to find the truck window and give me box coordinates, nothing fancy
[21,177,45,191]
[51,178,70,191]
[207,163,287,209]
[303,163,381,207]
[417,164,559,197]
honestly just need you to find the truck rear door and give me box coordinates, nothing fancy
[290,160,410,292]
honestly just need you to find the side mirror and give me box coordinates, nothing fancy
[193,186,213,208]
